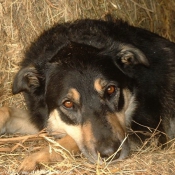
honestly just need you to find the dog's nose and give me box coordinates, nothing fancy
[99,147,115,157]
[97,141,119,158]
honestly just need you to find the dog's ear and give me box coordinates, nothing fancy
[113,44,149,77]
[12,67,42,94]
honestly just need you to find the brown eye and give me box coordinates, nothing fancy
[106,85,116,95]
[63,100,74,108]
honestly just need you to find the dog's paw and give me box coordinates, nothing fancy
[18,135,79,173]
[18,149,62,173]
[18,151,46,172]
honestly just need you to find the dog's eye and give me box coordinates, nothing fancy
[63,100,74,109]
[106,85,116,95]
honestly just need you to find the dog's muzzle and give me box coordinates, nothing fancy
[80,136,130,164]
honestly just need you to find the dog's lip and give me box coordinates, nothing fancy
[108,137,130,164]
[81,146,101,163]
[81,137,130,164]
[81,147,127,165]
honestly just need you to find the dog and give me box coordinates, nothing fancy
[1,17,175,172]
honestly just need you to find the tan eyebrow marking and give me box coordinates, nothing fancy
[94,78,107,94]
[68,88,80,103]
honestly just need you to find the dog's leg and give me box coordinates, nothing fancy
[0,107,11,134]
[0,106,39,134]
[18,134,80,172]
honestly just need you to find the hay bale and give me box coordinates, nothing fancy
[0,0,175,174]
[1,0,175,107]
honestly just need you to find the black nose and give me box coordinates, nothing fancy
[97,140,120,158]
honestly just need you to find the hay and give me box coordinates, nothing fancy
[0,0,175,174]
[0,134,175,174]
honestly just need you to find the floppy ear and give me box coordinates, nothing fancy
[113,44,149,77]
[12,67,42,94]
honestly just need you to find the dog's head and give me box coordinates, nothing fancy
[45,42,141,162]
[13,42,148,162]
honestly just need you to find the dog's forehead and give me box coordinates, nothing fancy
[62,69,101,86]
[46,66,106,97]
[61,72,107,97]
[66,77,107,98]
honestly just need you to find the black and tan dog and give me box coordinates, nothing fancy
[1,18,175,171]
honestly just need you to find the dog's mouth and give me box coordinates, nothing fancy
[79,136,130,164]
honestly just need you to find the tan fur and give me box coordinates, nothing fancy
[0,107,10,134]
[123,89,137,126]
[18,135,80,172]
[94,78,107,95]
[94,78,102,93]
[0,107,38,134]
[82,122,96,153]
[114,89,131,130]
[107,113,125,141]
[106,89,136,141]
[122,89,133,111]
[116,89,136,129]
[68,88,80,103]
